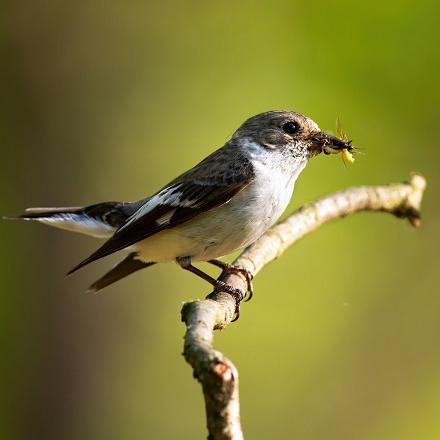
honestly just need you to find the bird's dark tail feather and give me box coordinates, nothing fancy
[87,253,155,293]
[4,201,134,238]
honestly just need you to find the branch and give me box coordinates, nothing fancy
[181,173,426,440]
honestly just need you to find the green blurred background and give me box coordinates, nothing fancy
[1,1,439,439]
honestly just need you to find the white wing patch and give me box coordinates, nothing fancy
[155,209,177,226]
[120,184,201,230]
[157,185,202,208]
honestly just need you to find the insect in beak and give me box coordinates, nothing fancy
[312,119,355,164]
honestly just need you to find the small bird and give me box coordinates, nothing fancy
[7,110,352,303]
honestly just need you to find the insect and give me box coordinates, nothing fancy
[323,117,355,165]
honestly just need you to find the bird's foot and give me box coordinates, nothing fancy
[212,280,246,321]
[177,256,248,320]
[208,260,254,302]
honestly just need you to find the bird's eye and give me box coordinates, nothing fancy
[282,121,300,135]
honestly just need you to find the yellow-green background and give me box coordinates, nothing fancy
[1,1,439,439]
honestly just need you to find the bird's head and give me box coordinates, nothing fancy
[232,110,352,160]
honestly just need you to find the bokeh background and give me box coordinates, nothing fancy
[1,1,439,439]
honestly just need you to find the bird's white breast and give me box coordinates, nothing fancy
[135,142,307,262]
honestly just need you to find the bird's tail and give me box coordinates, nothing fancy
[4,201,135,238]
[87,253,155,293]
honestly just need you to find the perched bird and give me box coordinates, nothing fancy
[6,110,352,304]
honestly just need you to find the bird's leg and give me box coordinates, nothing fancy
[177,257,245,317]
[208,259,254,302]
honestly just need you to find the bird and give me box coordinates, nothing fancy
[6,110,352,305]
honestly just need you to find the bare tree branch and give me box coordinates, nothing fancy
[181,173,426,440]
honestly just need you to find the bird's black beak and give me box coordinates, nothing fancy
[310,131,353,155]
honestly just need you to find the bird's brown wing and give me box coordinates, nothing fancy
[67,148,254,274]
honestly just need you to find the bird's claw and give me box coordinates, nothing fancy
[219,264,254,301]
[213,280,245,321]
[208,259,254,321]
